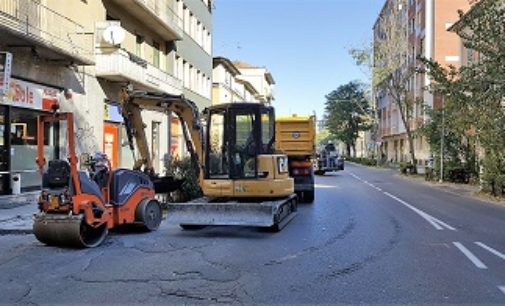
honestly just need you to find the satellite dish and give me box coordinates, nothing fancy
[102,25,125,46]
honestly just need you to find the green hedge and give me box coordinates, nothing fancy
[165,156,202,202]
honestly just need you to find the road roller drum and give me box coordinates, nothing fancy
[33,214,108,248]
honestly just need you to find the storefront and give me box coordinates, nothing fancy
[0,78,60,194]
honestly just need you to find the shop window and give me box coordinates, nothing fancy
[10,108,57,190]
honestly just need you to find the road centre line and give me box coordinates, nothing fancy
[349,172,456,231]
[499,286,505,295]
[453,242,488,269]
[348,171,456,231]
[383,191,456,231]
[475,242,505,260]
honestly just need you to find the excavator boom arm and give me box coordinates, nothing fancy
[119,88,203,176]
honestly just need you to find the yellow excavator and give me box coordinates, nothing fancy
[120,88,298,231]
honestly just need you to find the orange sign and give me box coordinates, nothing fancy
[103,123,119,168]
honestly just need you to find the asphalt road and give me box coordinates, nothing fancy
[1,163,504,305]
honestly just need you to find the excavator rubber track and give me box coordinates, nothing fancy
[33,213,108,248]
[166,194,298,231]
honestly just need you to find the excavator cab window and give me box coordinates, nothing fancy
[261,107,275,154]
[207,111,229,179]
[232,111,257,179]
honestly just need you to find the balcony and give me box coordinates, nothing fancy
[95,49,182,94]
[0,0,94,65]
[107,0,183,41]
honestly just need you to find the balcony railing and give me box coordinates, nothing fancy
[137,0,183,28]
[0,0,93,65]
[109,0,183,41]
[95,49,182,94]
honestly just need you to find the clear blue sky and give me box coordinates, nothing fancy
[213,0,385,117]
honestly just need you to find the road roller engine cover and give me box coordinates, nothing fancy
[33,112,162,248]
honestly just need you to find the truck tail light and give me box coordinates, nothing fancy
[292,168,311,176]
[290,160,312,168]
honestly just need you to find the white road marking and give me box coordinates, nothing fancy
[498,286,505,295]
[315,184,336,189]
[383,191,456,231]
[348,171,456,231]
[453,242,488,269]
[475,242,505,261]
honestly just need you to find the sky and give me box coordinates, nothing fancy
[213,0,385,117]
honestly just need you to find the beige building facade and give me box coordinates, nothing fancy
[233,61,275,104]
[0,0,212,194]
[212,57,259,104]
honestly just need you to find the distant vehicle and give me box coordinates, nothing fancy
[275,114,316,203]
[315,143,344,175]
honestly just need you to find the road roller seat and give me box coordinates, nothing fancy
[43,159,71,189]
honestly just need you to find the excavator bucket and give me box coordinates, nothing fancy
[152,175,184,194]
[166,194,297,230]
[33,213,108,248]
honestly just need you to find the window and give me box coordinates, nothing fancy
[135,35,143,57]
[151,121,161,171]
[261,108,274,153]
[208,111,228,178]
[233,112,256,178]
[153,41,160,68]
[174,55,180,79]
[183,60,189,87]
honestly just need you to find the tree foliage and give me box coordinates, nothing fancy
[421,0,505,194]
[351,0,418,167]
[324,81,371,156]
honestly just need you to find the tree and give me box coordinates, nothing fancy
[350,0,418,169]
[421,0,505,193]
[324,81,371,156]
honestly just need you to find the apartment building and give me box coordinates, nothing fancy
[0,0,212,194]
[233,61,275,104]
[374,0,470,166]
[212,56,259,104]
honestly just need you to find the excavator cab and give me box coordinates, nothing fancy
[205,103,274,181]
[201,103,294,200]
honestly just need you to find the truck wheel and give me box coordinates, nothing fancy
[303,190,315,203]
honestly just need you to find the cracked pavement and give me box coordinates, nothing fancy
[1,164,505,304]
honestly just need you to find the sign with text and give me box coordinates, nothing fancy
[0,78,59,111]
[0,52,12,96]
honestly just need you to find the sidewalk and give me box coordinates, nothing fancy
[0,191,39,234]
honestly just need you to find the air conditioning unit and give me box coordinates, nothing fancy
[95,21,125,49]
[0,52,12,96]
